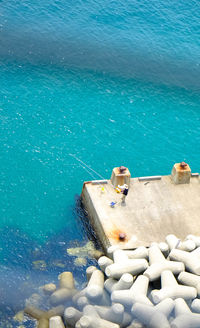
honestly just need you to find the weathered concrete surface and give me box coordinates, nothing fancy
[81,175,200,250]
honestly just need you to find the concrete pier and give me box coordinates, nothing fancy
[81,164,199,251]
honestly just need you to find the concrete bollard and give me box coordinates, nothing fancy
[49,316,65,328]
[124,246,148,260]
[58,272,75,289]
[169,248,200,275]
[94,303,124,324]
[50,288,77,305]
[178,271,200,296]
[38,318,49,328]
[151,270,197,304]
[86,266,98,281]
[64,307,82,327]
[144,245,184,281]
[105,259,148,279]
[98,256,113,272]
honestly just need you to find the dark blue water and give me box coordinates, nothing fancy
[0,0,200,324]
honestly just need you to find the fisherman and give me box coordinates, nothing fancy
[119,184,129,205]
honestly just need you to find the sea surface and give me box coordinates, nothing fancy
[0,0,200,325]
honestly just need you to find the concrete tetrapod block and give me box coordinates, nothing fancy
[38,317,49,328]
[58,272,75,289]
[83,305,100,318]
[131,298,174,328]
[41,283,57,295]
[107,245,120,259]
[75,322,81,328]
[169,247,200,275]
[64,307,82,327]
[98,256,113,272]
[72,288,87,306]
[126,319,144,328]
[105,259,148,279]
[104,273,134,293]
[46,305,65,319]
[24,306,47,320]
[191,299,200,313]
[76,296,90,311]
[123,247,149,260]
[49,315,65,328]
[113,249,129,263]
[151,242,169,257]
[78,315,120,328]
[86,266,98,281]
[186,235,200,247]
[166,234,196,251]
[171,298,200,328]
[143,245,184,281]
[151,270,197,304]
[50,288,77,306]
[94,303,124,324]
[111,275,153,308]
[178,271,200,297]
[85,270,104,303]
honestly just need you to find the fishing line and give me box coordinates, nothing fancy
[69,153,120,205]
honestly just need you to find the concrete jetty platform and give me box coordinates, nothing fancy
[81,163,200,251]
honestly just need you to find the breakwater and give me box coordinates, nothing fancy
[20,233,200,328]
[81,163,199,250]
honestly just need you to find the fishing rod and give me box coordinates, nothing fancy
[69,154,120,205]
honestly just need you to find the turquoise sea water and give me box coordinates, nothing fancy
[0,0,200,323]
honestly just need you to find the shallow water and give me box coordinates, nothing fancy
[0,0,200,323]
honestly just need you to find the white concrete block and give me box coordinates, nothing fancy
[64,307,82,327]
[98,256,113,272]
[105,259,148,279]
[49,316,65,328]
[169,248,200,275]
[151,270,197,304]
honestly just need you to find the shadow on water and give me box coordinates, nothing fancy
[0,195,102,325]
[1,30,200,91]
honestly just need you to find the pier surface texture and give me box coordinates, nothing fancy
[81,172,200,251]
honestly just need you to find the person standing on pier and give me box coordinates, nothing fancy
[120,184,129,205]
